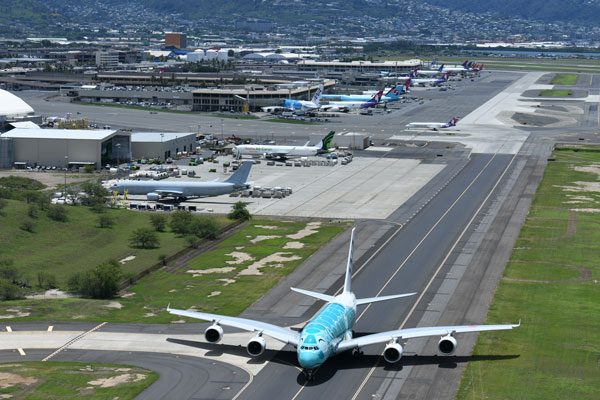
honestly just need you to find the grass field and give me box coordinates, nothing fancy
[551,73,578,85]
[0,200,228,286]
[0,219,347,323]
[538,89,572,97]
[0,361,157,399]
[457,148,600,400]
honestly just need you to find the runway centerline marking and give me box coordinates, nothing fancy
[289,153,502,400]
[351,151,518,400]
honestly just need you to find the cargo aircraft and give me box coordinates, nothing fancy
[168,228,519,380]
[108,161,252,201]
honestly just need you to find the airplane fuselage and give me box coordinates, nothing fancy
[234,144,319,158]
[110,180,237,198]
[297,292,357,369]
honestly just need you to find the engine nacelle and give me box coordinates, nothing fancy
[146,192,160,201]
[383,342,403,364]
[247,336,266,357]
[438,335,457,355]
[204,324,223,343]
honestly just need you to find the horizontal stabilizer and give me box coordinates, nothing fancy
[356,292,416,306]
[291,287,335,303]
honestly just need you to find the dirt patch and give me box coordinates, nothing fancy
[570,208,600,213]
[208,291,221,298]
[557,182,600,193]
[26,289,72,300]
[235,246,245,250]
[225,251,254,265]
[144,312,156,318]
[238,252,302,276]
[573,164,600,179]
[566,211,577,238]
[255,225,279,230]
[119,255,136,264]
[250,235,280,244]
[187,267,236,277]
[0,372,37,388]
[283,241,304,249]
[103,301,123,309]
[88,373,146,388]
[218,278,236,286]
[120,292,135,298]
[287,222,321,240]
[0,310,30,319]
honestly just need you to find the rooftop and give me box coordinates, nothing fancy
[131,132,196,143]
[1,128,119,140]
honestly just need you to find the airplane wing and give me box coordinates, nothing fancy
[167,307,300,346]
[154,189,184,196]
[335,323,519,353]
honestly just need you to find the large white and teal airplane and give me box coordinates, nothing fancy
[168,228,519,380]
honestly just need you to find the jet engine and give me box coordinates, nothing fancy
[204,324,223,343]
[438,335,457,355]
[383,342,403,363]
[146,192,160,201]
[247,336,266,357]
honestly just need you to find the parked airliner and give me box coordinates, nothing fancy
[168,227,519,380]
[233,131,335,160]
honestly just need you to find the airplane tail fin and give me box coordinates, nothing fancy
[343,227,355,294]
[438,64,444,72]
[370,90,383,103]
[225,161,252,186]
[404,78,411,91]
[462,60,468,67]
[311,84,324,106]
[316,130,335,152]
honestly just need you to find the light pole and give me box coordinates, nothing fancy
[160,133,164,161]
[115,143,121,168]
[64,155,68,200]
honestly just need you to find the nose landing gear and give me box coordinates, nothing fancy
[302,369,316,381]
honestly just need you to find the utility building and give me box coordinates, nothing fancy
[131,132,196,161]
[164,32,187,49]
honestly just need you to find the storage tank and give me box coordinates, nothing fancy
[0,137,14,169]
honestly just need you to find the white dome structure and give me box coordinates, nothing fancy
[0,89,34,119]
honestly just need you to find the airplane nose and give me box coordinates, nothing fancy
[297,350,322,369]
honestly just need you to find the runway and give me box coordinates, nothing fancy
[235,152,517,400]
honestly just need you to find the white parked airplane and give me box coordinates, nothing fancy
[167,227,519,380]
[233,131,335,160]
[406,117,460,130]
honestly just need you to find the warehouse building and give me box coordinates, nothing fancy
[0,128,131,169]
[131,132,197,161]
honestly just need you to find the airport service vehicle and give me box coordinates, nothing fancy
[322,83,408,103]
[233,131,335,160]
[406,117,460,130]
[108,161,252,201]
[276,84,324,113]
[168,227,519,380]
[320,90,383,113]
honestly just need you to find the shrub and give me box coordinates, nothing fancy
[149,214,167,232]
[36,271,57,290]
[170,210,193,235]
[20,220,35,233]
[47,204,68,222]
[129,227,160,249]
[67,261,122,299]
[191,216,219,239]
[0,279,24,300]
[84,164,95,173]
[98,214,114,228]
[28,204,39,219]
[228,201,251,221]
